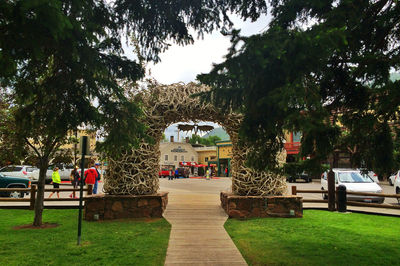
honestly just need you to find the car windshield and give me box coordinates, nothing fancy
[1,166,16,172]
[338,172,373,183]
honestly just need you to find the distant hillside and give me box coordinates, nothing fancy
[202,127,230,141]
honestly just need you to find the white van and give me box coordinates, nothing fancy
[321,169,384,204]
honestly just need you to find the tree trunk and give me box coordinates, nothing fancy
[74,130,78,165]
[33,159,49,226]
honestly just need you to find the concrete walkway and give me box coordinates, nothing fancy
[162,179,247,265]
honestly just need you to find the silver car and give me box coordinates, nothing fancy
[388,171,399,186]
[321,169,384,204]
[394,174,400,204]
[0,165,38,181]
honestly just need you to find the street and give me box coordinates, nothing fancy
[1,177,399,215]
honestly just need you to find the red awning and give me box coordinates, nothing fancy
[179,162,197,166]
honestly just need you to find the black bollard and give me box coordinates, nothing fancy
[337,185,347,212]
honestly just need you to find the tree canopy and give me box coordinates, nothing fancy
[0,93,28,166]
[0,0,271,225]
[199,0,400,175]
[189,134,221,146]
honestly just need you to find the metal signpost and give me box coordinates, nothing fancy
[77,136,89,245]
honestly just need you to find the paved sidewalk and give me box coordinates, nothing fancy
[163,190,247,265]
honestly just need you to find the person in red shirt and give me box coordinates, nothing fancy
[84,163,98,192]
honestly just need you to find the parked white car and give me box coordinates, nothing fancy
[321,169,384,204]
[31,164,75,183]
[395,174,400,204]
[388,171,399,186]
[366,171,379,183]
[359,170,379,183]
[0,165,38,182]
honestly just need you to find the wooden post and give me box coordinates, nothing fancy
[29,185,36,210]
[328,169,336,211]
[87,184,93,195]
[291,186,297,195]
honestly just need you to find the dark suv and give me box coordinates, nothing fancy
[0,173,31,198]
[287,172,312,183]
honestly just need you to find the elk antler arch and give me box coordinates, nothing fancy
[103,83,287,196]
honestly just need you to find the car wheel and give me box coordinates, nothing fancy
[9,190,24,199]
[389,179,393,186]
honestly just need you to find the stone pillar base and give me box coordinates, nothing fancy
[84,192,168,221]
[221,192,303,218]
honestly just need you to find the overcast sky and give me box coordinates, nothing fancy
[147,15,269,84]
[124,14,270,141]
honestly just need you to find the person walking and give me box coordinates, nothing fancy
[93,163,101,194]
[225,167,228,177]
[84,163,98,194]
[175,168,179,179]
[48,167,61,198]
[168,168,174,180]
[69,166,80,198]
[206,168,210,180]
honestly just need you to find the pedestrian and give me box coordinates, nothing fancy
[168,168,173,180]
[225,167,228,177]
[206,168,210,180]
[175,168,179,179]
[93,163,101,194]
[48,167,61,198]
[84,163,98,194]
[69,166,80,198]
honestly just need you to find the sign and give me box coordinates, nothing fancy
[171,148,187,153]
[79,136,90,155]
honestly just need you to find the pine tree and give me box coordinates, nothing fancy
[199,1,400,173]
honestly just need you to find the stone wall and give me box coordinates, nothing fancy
[84,192,168,221]
[221,192,303,218]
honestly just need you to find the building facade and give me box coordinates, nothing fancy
[284,131,301,162]
[194,146,217,165]
[159,142,198,169]
[215,140,232,176]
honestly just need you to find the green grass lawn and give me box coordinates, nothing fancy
[0,209,171,266]
[225,210,400,265]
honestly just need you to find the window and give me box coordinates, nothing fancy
[181,156,184,161]
[191,156,194,162]
[205,157,208,162]
[293,132,302,142]
[338,172,373,183]
[0,166,15,172]
[174,155,177,161]
[165,155,168,161]
[2,166,22,172]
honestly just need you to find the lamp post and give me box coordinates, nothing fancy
[77,136,89,245]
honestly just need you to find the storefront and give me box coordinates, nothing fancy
[216,140,232,176]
